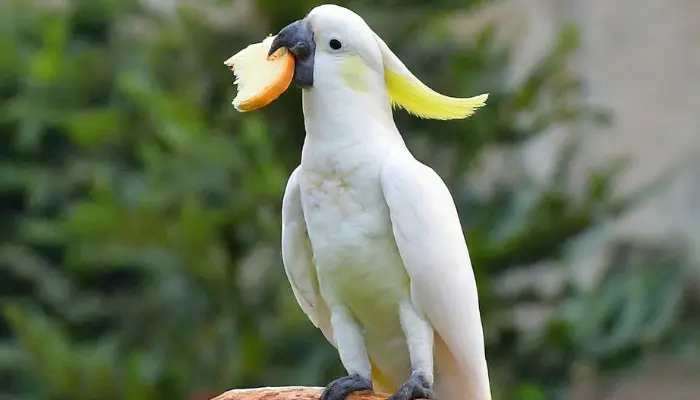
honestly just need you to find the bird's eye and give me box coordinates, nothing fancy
[329,39,342,50]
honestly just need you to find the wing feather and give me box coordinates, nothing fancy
[380,150,492,400]
[281,167,335,346]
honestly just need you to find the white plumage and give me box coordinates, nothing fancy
[279,4,491,400]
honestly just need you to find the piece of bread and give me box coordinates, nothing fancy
[224,35,295,112]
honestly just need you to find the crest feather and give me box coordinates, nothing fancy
[376,35,488,120]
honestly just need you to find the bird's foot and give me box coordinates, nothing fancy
[387,370,436,400]
[320,373,374,400]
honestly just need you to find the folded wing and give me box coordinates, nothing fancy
[380,150,492,400]
[281,167,335,346]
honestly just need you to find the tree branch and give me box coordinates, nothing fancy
[211,387,426,400]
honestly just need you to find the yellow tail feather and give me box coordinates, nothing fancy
[370,359,398,393]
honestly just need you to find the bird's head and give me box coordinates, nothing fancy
[268,4,488,120]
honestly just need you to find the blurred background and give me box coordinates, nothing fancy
[1,0,699,399]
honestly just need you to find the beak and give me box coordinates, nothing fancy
[269,19,315,88]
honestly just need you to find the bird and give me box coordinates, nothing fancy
[269,4,491,400]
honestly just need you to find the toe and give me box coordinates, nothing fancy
[320,374,373,400]
[387,371,436,400]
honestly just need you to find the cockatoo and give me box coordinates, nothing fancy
[269,4,491,400]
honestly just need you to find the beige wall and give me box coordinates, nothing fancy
[450,1,700,397]
[450,0,700,272]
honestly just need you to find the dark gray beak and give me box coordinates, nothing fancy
[269,19,315,88]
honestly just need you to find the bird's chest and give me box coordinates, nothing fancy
[297,157,409,311]
[299,160,390,264]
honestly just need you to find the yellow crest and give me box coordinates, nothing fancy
[376,35,488,120]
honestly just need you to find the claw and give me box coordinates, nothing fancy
[387,370,436,400]
[320,373,374,400]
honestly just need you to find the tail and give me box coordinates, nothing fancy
[434,334,492,400]
[370,359,399,394]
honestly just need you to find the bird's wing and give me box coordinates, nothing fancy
[281,166,335,346]
[380,149,491,399]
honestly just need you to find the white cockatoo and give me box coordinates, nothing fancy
[268,4,491,400]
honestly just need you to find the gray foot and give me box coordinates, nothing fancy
[388,370,436,400]
[320,373,374,400]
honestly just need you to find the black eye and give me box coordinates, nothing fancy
[329,39,342,50]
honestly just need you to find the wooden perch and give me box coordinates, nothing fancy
[210,386,428,400]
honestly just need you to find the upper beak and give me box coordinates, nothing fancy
[268,19,315,88]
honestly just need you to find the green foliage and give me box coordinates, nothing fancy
[1,0,696,400]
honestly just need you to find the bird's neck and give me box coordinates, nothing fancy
[300,80,399,142]
[299,84,407,170]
